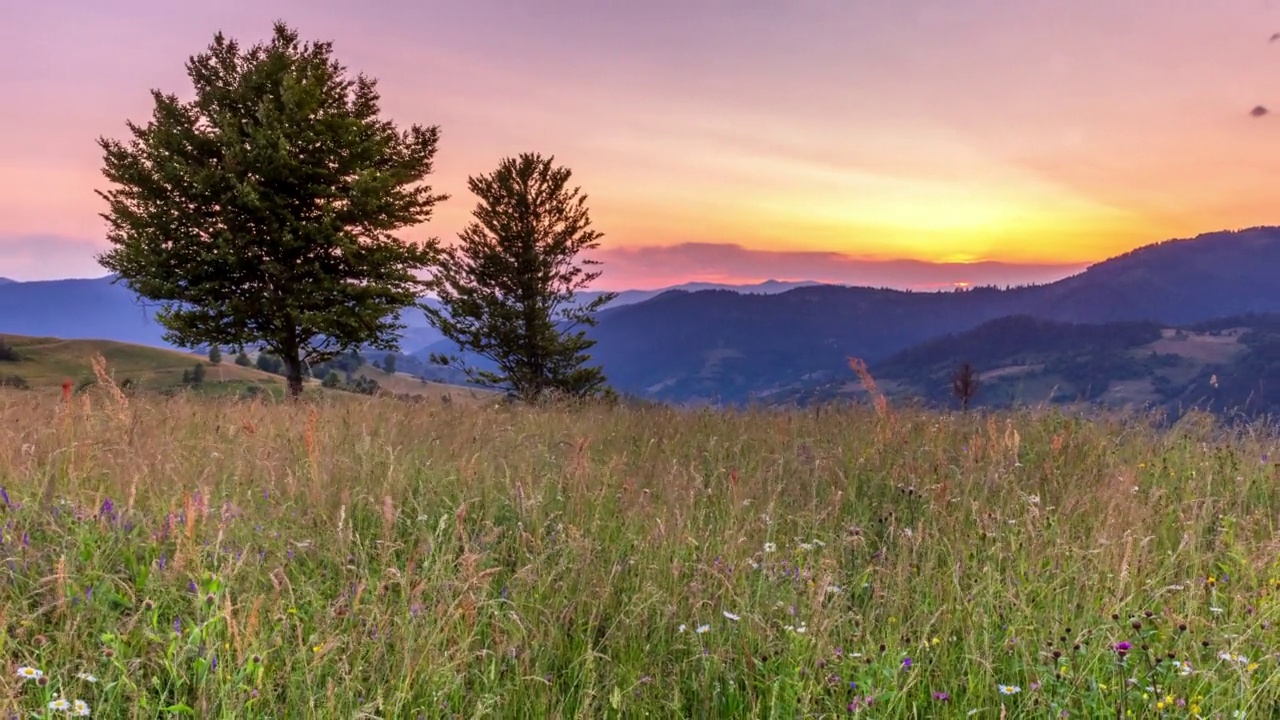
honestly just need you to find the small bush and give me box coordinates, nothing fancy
[0,338,19,362]
[0,374,28,389]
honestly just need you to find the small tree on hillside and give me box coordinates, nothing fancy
[383,353,397,375]
[95,22,447,398]
[191,362,207,385]
[424,153,616,402]
[0,338,18,362]
[208,345,222,365]
[951,360,980,411]
[234,350,251,367]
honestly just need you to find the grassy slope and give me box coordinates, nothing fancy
[351,364,497,402]
[0,333,283,389]
[0,390,1278,717]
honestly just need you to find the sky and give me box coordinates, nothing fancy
[1,0,1278,290]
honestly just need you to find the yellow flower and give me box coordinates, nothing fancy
[1247,662,1259,672]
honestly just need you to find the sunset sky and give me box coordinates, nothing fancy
[2,0,1278,289]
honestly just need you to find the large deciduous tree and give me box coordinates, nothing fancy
[423,153,616,402]
[96,22,446,397]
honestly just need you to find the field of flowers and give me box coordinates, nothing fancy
[1,378,1279,718]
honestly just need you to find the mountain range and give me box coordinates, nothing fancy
[3,226,1280,413]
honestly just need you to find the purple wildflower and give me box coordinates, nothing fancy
[932,691,951,701]
[902,657,913,670]
[0,487,9,507]
[1114,641,1131,656]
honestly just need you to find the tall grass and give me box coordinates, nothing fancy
[1,381,1279,718]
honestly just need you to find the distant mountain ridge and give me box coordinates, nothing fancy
[4,226,1280,406]
[584,226,1280,402]
[0,274,826,352]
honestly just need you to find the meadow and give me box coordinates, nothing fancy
[1,368,1279,718]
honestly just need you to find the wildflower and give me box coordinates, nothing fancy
[16,666,42,681]
[998,684,1021,695]
[71,699,90,717]
[902,658,913,670]
[1219,651,1249,665]
[677,623,687,633]
[722,611,740,621]
[932,691,951,701]
[49,698,71,711]
[1174,660,1193,675]
[1114,641,1132,656]
[695,624,710,634]
[75,672,98,683]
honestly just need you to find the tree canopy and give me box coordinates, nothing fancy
[424,153,616,401]
[96,22,446,397]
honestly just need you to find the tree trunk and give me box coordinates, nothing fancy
[283,353,305,399]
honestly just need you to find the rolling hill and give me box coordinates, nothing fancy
[6,226,1280,406]
[585,226,1280,403]
[774,313,1280,419]
[0,333,284,391]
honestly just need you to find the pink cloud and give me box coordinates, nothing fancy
[591,242,1088,291]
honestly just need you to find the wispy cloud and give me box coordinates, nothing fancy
[592,243,1087,291]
